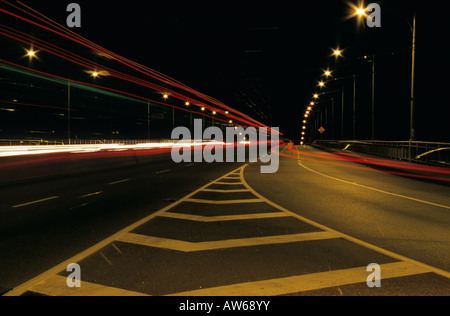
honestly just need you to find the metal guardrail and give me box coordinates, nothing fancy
[314,140,450,167]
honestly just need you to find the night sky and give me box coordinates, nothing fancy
[6,0,450,141]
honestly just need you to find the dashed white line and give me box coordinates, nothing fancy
[79,191,103,199]
[108,179,130,186]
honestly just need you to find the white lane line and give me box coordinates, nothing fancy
[156,169,171,174]
[297,160,450,210]
[79,191,103,199]
[12,196,59,209]
[108,179,130,185]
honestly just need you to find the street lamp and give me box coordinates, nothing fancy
[333,49,343,58]
[324,69,333,78]
[26,49,37,59]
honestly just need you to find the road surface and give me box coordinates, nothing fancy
[1,144,449,296]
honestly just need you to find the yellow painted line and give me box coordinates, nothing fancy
[108,179,130,185]
[159,212,291,222]
[79,191,102,199]
[168,261,431,296]
[117,231,340,252]
[239,165,450,279]
[186,198,264,205]
[213,182,244,185]
[29,275,149,297]
[202,189,250,193]
[12,196,59,208]
[4,166,246,296]
[297,160,450,210]
[223,176,241,179]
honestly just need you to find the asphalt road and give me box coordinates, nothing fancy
[1,144,449,296]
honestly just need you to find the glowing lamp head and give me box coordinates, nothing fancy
[356,8,366,16]
[27,50,36,58]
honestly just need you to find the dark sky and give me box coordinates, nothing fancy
[11,0,450,141]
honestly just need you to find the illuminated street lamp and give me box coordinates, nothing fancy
[26,49,37,59]
[332,48,343,59]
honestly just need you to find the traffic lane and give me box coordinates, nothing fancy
[245,147,450,272]
[0,159,245,293]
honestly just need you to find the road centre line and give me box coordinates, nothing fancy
[12,196,59,209]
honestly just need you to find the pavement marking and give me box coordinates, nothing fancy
[117,231,340,252]
[12,196,59,209]
[169,261,431,296]
[108,179,130,185]
[159,212,291,222]
[223,175,241,179]
[3,166,247,296]
[185,198,264,205]
[28,275,149,297]
[156,169,171,174]
[240,164,450,279]
[213,181,244,185]
[79,191,103,199]
[201,188,250,193]
[297,159,450,211]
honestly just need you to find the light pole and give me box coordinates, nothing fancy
[68,80,71,145]
[409,14,416,160]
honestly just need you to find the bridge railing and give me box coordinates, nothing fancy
[313,140,450,167]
